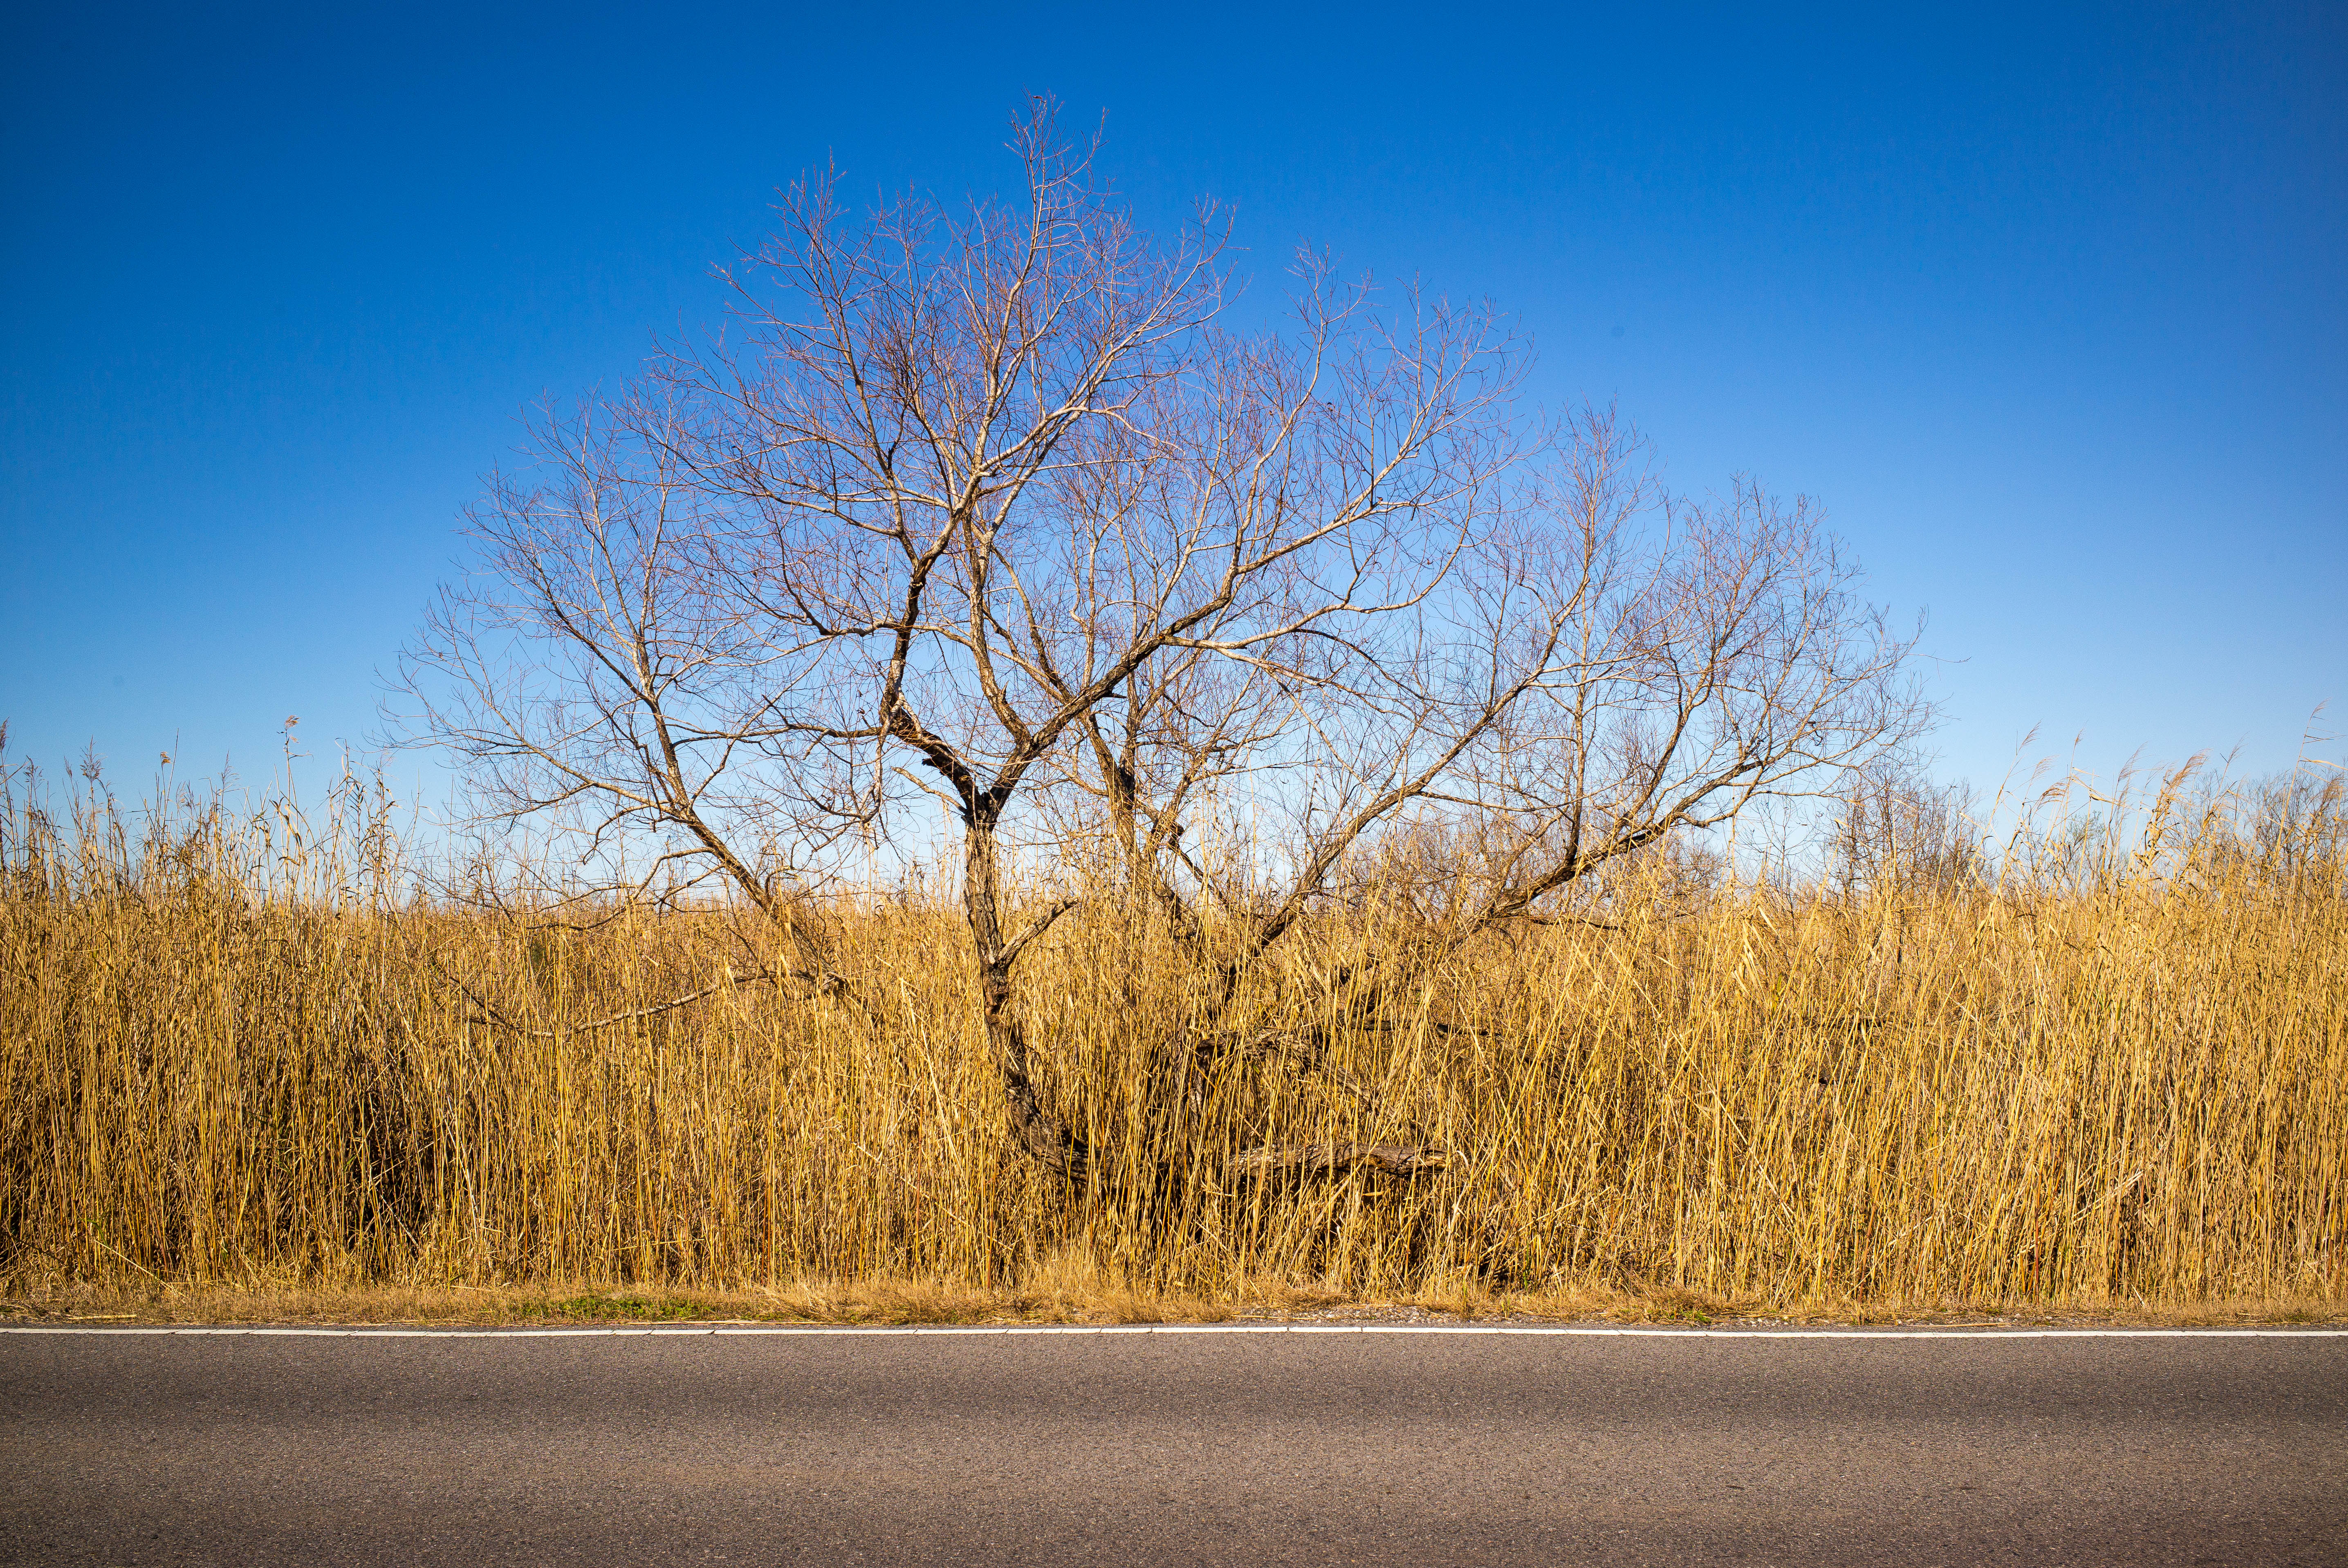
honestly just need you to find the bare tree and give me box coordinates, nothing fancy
[400,105,1929,1179]
[398,103,1527,1172]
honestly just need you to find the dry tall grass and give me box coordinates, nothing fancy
[4,760,2341,1310]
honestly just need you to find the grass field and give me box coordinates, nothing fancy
[4,761,2342,1318]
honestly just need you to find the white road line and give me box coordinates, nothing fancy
[2,1324,2341,1339]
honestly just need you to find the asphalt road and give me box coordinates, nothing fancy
[3,1326,2343,1566]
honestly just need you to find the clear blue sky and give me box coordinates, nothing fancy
[5,1,2341,806]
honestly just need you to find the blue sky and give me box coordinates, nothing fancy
[4,1,2341,806]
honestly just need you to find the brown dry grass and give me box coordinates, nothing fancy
[6,1279,2337,1330]
[4,762,2342,1318]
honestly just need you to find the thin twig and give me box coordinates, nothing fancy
[429,953,776,1037]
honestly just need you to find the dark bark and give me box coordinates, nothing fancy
[965,815,1090,1178]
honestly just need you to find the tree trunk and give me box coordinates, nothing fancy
[964,813,1088,1176]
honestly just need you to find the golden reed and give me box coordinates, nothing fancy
[4,762,2341,1310]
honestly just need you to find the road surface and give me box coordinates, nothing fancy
[4,1325,2343,1565]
